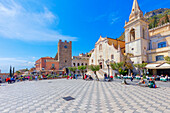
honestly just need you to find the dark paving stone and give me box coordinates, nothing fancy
[63,96,75,101]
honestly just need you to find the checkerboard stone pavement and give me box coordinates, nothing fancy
[0,79,170,113]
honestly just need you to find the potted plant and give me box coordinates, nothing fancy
[38,75,42,80]
[47,74,52,79]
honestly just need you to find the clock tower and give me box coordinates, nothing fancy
[54,40,72,70]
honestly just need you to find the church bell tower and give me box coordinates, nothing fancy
[124,0,149,64]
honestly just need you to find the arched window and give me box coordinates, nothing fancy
[85,63,87,66]
[99,44,102,51]
[77,63,80,66]
[130,28,135,41]
[73,63,75,67]
[91,59,93,63]
[143,28,145,39]
[111,55,114,59]
[81,63,84,66]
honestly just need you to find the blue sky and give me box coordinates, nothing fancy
[0,0,170,73]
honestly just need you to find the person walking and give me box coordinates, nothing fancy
[131,73,133,82]
[35,75,38,81]
[75,74,77,80]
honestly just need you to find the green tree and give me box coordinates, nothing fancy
[88,65,100,81]
[68,67,77,76]
[13,67,15,76]
[162,20,165,25]
[134,63,147,75]
[118,68,127,75]
[78,66,87,79]
[165,14,169,23]
[153,17,158,28]
[122,53,134,75]
[164,56,170,64]
[110,62,124,75]
[16,71,21,75]
[9,66,13,77]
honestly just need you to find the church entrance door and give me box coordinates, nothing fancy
[99,62,102,69]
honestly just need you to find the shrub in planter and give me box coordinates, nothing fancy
[51,75,55,78]
[20,77,23,81]
[38,75,41,79]
[47,74,52,79]
[143,75,146,79]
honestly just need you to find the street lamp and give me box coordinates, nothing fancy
[105,59,110,79]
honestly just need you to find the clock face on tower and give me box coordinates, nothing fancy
[64,45,67,48]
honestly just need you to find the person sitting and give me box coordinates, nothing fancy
[0,77,2,83]
[137,77,145,84]
[104,73,107,81]
[11,77,15,83]
[84,74,87,80]
[148,78,156,88]
[165,75,168,81]
[89,75,93,80]
[137,77,148,87]
[110,75,113,81]
[6,77,11,84]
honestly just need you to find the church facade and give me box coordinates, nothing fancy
[89,36,125,77]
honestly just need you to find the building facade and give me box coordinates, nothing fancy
[88,36,125,77]
[124,0,170,75]
[0,73,9,82]
[35,40,72,74]
[35,57,59,74]
[72,53,89,75]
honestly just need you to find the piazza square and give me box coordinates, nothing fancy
[0,79,170,113]
[0,0,170,113]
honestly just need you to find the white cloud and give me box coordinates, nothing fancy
[109,11,120,25]
[0,57,35,73]
[0,0,77,41]
[110,17,120,24]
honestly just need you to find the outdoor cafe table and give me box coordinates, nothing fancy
[160,78,167,82]
[123,76,128,79]
[136,76,141,80]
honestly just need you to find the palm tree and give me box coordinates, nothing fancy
[88,65,100,81]
[78,66,87,79]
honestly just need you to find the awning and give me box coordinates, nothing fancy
[145,63,170,69]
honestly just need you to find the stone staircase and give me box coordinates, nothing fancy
[86,71,97,80]
[87,69,107,81]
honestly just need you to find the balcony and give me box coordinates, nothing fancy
[147,46,170,54]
